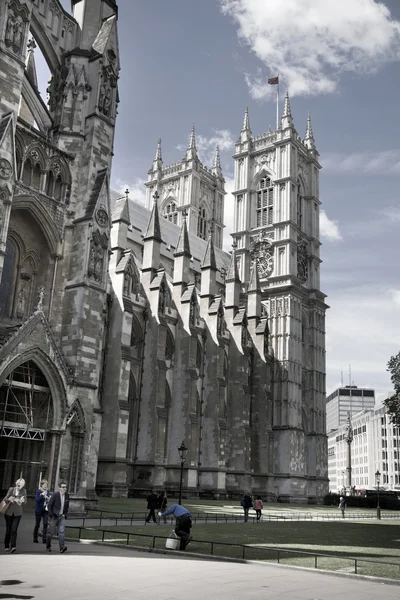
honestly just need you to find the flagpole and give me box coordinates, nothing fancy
[276,75,280,130]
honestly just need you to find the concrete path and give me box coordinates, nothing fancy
[1,513,399,599]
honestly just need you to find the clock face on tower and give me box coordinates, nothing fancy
[0,159,12,180]
[250,239,274,279]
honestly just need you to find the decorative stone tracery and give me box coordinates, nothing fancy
[297,241,308,283]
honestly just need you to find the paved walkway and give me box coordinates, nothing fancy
[1,514,399,599]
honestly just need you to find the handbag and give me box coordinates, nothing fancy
[0,498,10,515]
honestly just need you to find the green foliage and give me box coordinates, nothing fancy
[384,351,400,426]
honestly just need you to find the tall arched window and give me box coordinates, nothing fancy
[297,190,303,229]
[22,159,33,186]
[197,205,207,239]
[256,176,273,227]
[0,238,18,317]
[164,201,178,224]
[32,163,41,190]
[46,171,54,196]
[54,175,62,201]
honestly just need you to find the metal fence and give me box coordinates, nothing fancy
[65,524,400,578]
[80,508,400,527]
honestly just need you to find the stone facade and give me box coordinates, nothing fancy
[0,1,328,506]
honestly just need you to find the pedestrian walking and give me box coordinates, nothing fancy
[46,481,69,553]
[240,492,253,522]
[339,496,346,518]
[158,504,192,550]
[145,489,159,523]
[3,478,26,553]
[157,490,168,524]
[254,496,263,522]
[33,480,51,544]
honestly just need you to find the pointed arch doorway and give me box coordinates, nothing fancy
[0,360,54,492]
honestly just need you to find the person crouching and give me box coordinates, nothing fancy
[159,503,192,550]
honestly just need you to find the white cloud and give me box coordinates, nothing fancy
[320,210,342,241]
[177,129,235,168]
[324,150,400,174]
[326,285,400,395]
[381,206,400,222]
[115,177,147,206]
[391,289,400,307]
[220,0,400,97]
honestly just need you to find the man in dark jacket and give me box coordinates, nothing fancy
[33,479,50,543]
[46,481,69,553]
[241,492,253,523]
[145,489,159,523]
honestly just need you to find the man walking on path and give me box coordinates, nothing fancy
[159,504,192,550]
[145,490,159,523]
[46,481,69,553]
[241,492,253,522]
[33,480,50,544]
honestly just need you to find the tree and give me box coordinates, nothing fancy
[383,351,400,426]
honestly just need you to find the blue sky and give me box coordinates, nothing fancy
[38,0,400,395]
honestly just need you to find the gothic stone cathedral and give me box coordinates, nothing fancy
[0,0,328,508]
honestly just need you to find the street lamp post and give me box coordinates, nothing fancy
[178,441,188,505]
[375,469,381,520]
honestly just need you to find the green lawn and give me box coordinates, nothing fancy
[66,517,400,580]
[89,496,384,519]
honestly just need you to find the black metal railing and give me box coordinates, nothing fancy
[77,508,400,528]
[65,524,400,578]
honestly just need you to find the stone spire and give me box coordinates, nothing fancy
[304,112,316,150]
[240,106,252,142]
[281,90,293,129]
[201,231,217,270]
[173,210,191,286]
[142,192,162,274]
[225,242,240,283]
[174,211,191,258]
[247,263,261,319]
[143,191,162,243]
[152,137,163,171]
[25,39,38,90]
[225,242,241,310]
[186,124,198,161]
[212,144,223,178]
[200,231,217,303]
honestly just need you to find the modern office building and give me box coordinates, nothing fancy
[328,392,399,492]
[326,386,375,433]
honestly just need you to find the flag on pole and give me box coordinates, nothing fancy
[268,76,279,85]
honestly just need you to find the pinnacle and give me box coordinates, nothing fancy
[304,112,316,149]
[174,212,191,258]
[201,232,217,270]
[242,106,251,132]
[248,262,260,292]
[154,138,162,162]
[282,90,292,118]
[226,242,241,283]
[188,123,196,150]
[143,191,162,242]
[213,144,221,169]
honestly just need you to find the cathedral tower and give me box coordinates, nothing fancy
[232,98,328,500]
[145,127,226,250]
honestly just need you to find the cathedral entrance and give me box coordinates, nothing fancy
[0,360,53,493]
